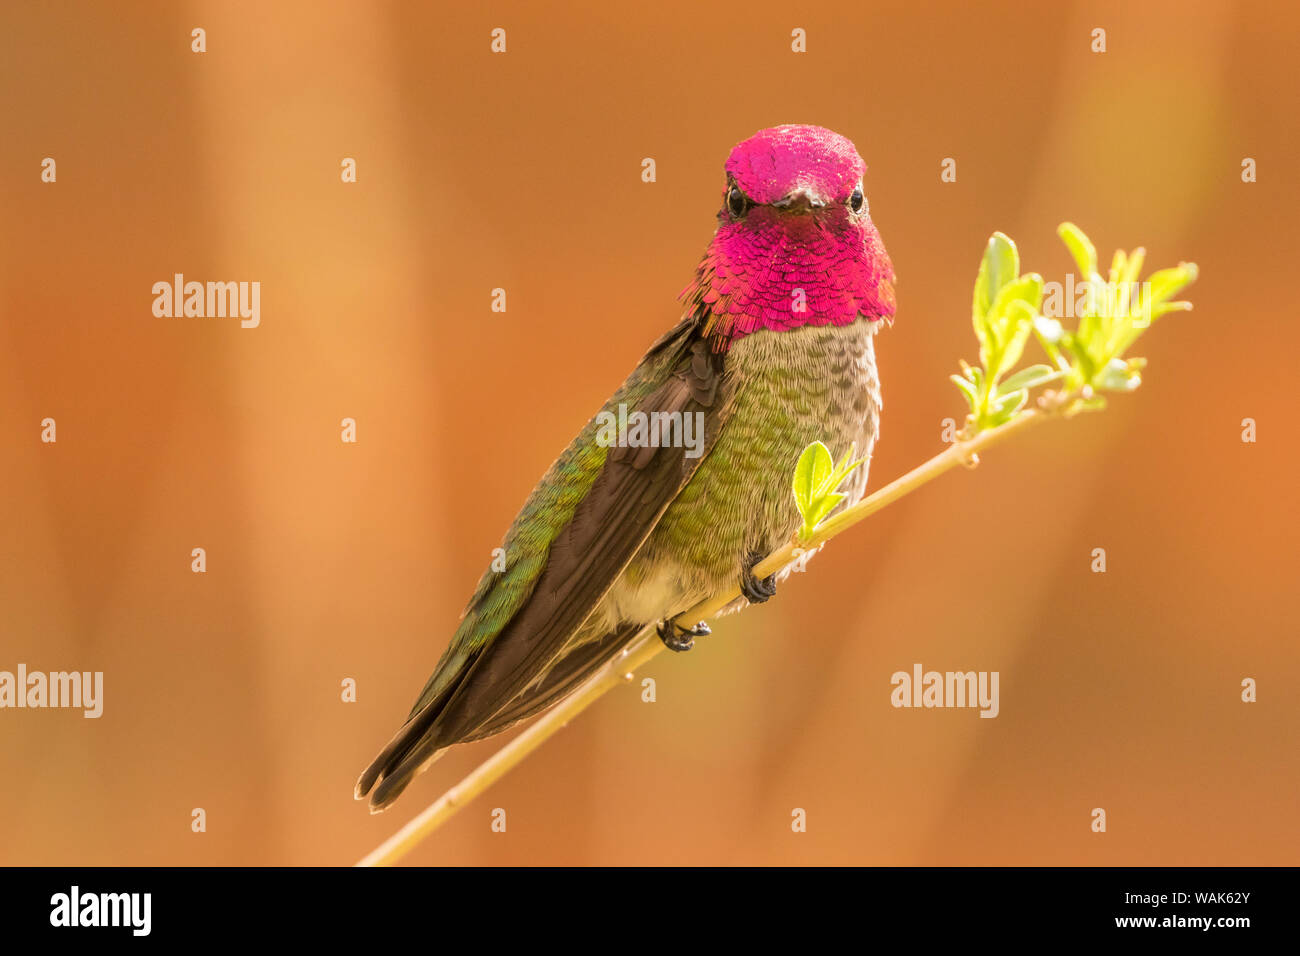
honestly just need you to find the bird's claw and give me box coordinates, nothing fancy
[740,553,777,604]
[657,618,711,652]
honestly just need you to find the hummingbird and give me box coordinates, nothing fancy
[357,124,896,811]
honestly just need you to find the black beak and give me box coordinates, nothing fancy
[772,187,828,212]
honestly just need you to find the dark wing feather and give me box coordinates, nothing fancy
[432,354,720,743]
[358,318,724,809]
[457,621,645,743]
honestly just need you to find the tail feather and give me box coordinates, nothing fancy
[356,622,646,812]
[354,702,448,812]
[355,658,477,812]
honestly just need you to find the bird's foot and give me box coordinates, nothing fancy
[657,618,711,652]
[740,551,777,604]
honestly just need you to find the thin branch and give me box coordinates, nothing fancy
[355,393,1073,866]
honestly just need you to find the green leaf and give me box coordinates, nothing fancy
[1058,222,1098,278]
[831,442,860,483]
[989,273,1044,322]
[792,441,833,517]
[994,299,1037,378]
[951,372,978,410]
[973,233,1020,349]
[829,457,865,492]
[1144,264,1198,306]
[805,492,845,530]
[997,363,1058,394]
[791,440,871,541]
[1107,248,1127,289]
[1120,247,1146,289]
[1148,300,1193,321]
[992,389,1029,417]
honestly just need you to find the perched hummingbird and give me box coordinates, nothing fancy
[357,124,896,811]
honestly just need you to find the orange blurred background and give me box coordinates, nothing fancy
[1,0,1296,865]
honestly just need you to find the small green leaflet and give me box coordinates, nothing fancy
[792,441,866,542]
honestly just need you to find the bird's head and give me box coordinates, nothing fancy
[684,124,896,350]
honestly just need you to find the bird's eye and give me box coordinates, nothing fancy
[849,186,865,213]
[726,185,749,219]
